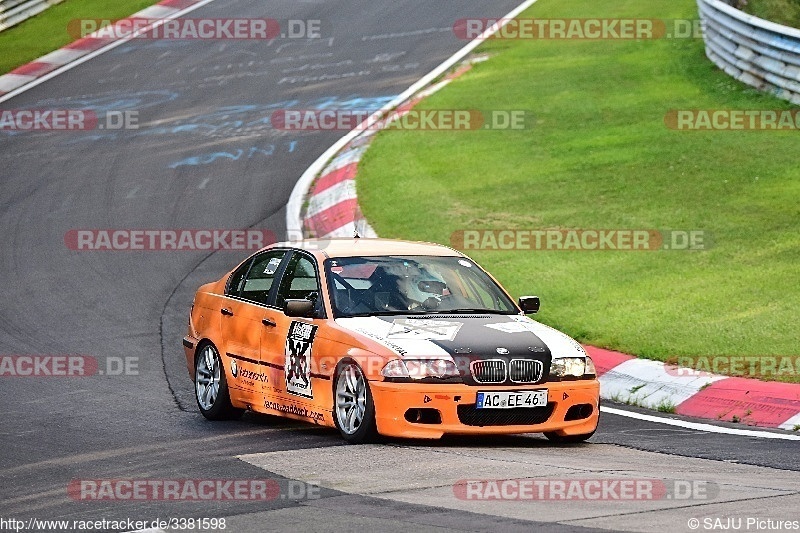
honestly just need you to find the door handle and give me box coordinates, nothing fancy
[221,307,234,316]
[262,317,277,327]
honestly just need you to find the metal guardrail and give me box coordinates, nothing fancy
[697,0,800,105]
[0,0,65,33]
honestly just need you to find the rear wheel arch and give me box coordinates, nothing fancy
[193,339,215,370]
[193,341,243,420]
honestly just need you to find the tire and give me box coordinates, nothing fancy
[194,343,243,421]
[543,429,596,444]
[333,361,379,444]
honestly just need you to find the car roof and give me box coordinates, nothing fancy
[272,238,465,258]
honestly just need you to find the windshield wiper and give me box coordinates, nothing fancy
[429,308,512,315]
[341,311,427,317]
[339,309,512,318]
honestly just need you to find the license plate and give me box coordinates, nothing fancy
[476,390,548,409]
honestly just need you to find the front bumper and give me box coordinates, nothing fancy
[370,379,599,439]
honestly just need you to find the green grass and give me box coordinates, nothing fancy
[656,399,677,414]
[734,0,800,28]
[0,0,160,75]
[357,0,800,381]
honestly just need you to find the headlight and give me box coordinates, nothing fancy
[381,359,460,380]
[381,360,409,378]
[584,356,596,376]
[550,356,596,379]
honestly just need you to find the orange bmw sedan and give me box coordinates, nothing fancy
[182,238,599,444]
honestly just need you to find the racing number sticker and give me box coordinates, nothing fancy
[285,321,318,398]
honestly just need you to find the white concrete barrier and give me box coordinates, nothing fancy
[0,0,64,32]
[698,0,800,105]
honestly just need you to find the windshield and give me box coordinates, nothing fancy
[325,255,518,317]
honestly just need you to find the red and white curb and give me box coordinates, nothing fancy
[303,136,377,239]
[589,346,800,430]
[0,0,213,102]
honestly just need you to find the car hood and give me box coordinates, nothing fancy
[334,314,586,361]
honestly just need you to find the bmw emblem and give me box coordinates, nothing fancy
[496,347,509,355]
[230,359,238,378]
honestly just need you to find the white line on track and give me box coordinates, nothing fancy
[0,0,221,105]
[601,405,800,441]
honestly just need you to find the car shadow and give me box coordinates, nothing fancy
[234,412,593,448]
[384,433,593,448]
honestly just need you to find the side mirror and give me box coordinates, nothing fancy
[518,296,540,314]
[285,299,315,318]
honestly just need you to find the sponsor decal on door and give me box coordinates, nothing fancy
[285,321,318,398]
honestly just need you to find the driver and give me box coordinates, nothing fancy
[369,266,409,311]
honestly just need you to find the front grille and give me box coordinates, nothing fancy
[509,359,543,383]
[457,403,555,426]
[470,359,506,383]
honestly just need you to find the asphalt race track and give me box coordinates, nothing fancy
[1,1,799,532]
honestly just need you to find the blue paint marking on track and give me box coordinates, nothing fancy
[168,141,298,168]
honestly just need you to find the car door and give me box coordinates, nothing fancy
[220,249,287,401]
[261,251,330,414]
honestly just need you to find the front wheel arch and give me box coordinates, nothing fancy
[544,409,599,444]
[332,359,380,444]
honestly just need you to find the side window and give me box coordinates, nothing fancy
[238,251,286,305]
[276,253,321,311]
[227,258,254,298]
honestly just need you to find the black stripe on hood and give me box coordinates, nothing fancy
[376,315,552,386]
